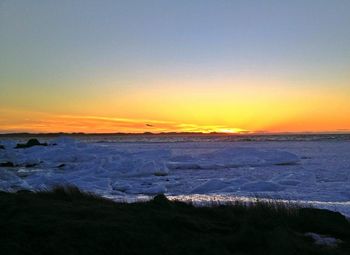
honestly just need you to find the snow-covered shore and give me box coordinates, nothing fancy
[1,137,350,215]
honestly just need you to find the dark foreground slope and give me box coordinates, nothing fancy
[0,187,349,255]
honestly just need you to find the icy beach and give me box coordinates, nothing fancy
[1,135,350,216]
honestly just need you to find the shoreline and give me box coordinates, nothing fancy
[1,187,349,254]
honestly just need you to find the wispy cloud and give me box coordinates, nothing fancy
[0,110,249,133]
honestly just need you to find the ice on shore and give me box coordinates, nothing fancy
[240,181,285,192]
[167,148,299,170]
[190,179,232,194]
[305,232,342,247]
[1,137,350,216]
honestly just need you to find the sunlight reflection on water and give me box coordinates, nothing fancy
[104,193,350,217]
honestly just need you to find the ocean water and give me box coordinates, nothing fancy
[63,133,350,143]
[2,133,350,143]
[1,134,350,215]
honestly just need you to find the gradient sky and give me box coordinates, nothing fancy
[1,0,350,133]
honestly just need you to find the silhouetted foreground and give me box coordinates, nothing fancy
[0,187,349,255]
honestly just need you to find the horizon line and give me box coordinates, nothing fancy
[1,131,350,136]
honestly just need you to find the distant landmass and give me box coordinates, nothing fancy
[0,131,350,137]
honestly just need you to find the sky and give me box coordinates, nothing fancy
[1,0,350,133]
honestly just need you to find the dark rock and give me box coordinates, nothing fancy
[0,145,4,150]
[274,162,298,166]
[152,194,170,205]
[25,163,37,168]
[15,139,48,149]
[0,162,15,167]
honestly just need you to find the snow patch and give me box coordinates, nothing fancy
[240,181,285,192]
[305,232,342,247]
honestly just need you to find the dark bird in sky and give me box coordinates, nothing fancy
[146,124,153,127]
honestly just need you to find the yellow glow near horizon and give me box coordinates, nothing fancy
[216,128,248,134]
[1,77,350,134]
